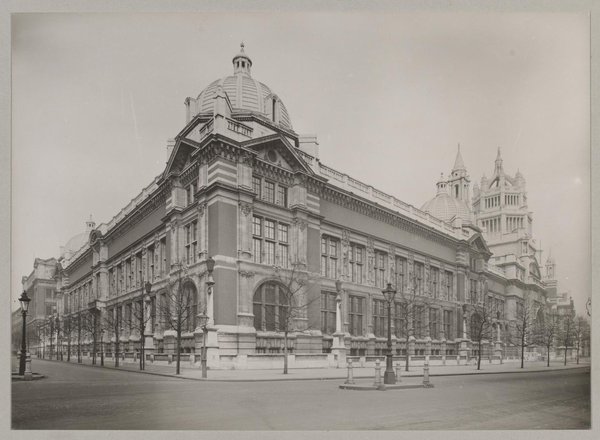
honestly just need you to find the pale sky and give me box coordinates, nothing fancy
[11,12,590,315]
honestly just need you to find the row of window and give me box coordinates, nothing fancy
[337,295,458,339]
[320,236,454,297]
[106,238,168,299]
[105,285,200,336]
[252,176,288,207]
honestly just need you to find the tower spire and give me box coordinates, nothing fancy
[452,143,466,171]
[495,147,504,174]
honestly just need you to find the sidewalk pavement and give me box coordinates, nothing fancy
[16,356,591,382]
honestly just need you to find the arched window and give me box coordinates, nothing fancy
[253,282,289,331]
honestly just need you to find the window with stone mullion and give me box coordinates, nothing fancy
[321,236,339,279]
[348,295,364,336]
[350,244,364,284]
[394,302,406,339]
[373,299,387,338]
[374,251,387,288]
[320,291,337,335]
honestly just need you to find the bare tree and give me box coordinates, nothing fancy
[80,309,103,365]
[559,313,575,366]
[513,294,535,369]
[123,274,153,371]
[394,272,431,372]
[468,290,495,371]
[103,303,123,367]
[62,316,73,362]
[572,315,588,365]
[156,262,196,375]
[269,262,318,375]
[534,309,559,367]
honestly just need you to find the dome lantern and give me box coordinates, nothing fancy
[232,42,252,76]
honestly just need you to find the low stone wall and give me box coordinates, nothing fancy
[218,353,335,370]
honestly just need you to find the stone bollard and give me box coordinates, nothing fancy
[395,361,402,382]
[24,352,33,381]
[423,357,433,388]
[344,358,355,384]
[373,359,382,388]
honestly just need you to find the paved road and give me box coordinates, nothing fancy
[12,359,590,430]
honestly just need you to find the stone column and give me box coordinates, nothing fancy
[332,289,347,366]
[238,202,253,260]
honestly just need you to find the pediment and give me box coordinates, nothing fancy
[468,232,492,257]
[242,134,314,176]
[163,139,198,178]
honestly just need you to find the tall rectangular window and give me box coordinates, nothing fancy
[276,186,288,207]
[470,279,478,304]
[350,243,364,284]
[394,302,406,339]
[277,223,289,268]
[373,299,387,338]
[264,181,275,203]
[430,266,439,298]
[445,271,453,300]
[395,256,406,291]
[348,295,364,336]
[374,251,387,288]
[429,308,438,339]
[414,262,424,295]
[443,310,453,340]
[148,246,155,281]
[160,238,167,276]
[321,236,339,278]
[184,221,198,265]
[320,291,337,335]
[125,259,131,291]
[414,306,424,339]
[252,176,261,198]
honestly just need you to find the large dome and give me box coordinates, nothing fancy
[60,216,95,259]
[194,44,293,130]
[421,193,472,223]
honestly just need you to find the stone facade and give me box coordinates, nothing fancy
[20,46,574,369]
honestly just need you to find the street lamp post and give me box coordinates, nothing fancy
[55,315,62,361]
[198,313,209,378]
[206,256,215,325]
[382,282,397,385]
[18,291,31,376]
[141,280,152,371]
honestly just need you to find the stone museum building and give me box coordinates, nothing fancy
[21,45,569,369]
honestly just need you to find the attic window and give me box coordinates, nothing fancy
[242,61,245,68]
[272,98,277,122]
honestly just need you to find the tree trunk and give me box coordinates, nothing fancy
[520,331,525,369]
[405,335,410,372]
[283,330,288,375]
[546,343,550,367]
[176,325,182,375]
[563,344,567,366]
[576,340,580,364]
[115,330,120,367]
[477,340,482,370]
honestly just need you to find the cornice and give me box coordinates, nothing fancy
[319,185,460,248]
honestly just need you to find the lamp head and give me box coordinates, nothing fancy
[144,281,152,294]
[335,279,342,293]
[19,290,31,313]
[198,313,209,328]
[382,282,396,304]
[206,256,215,273]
